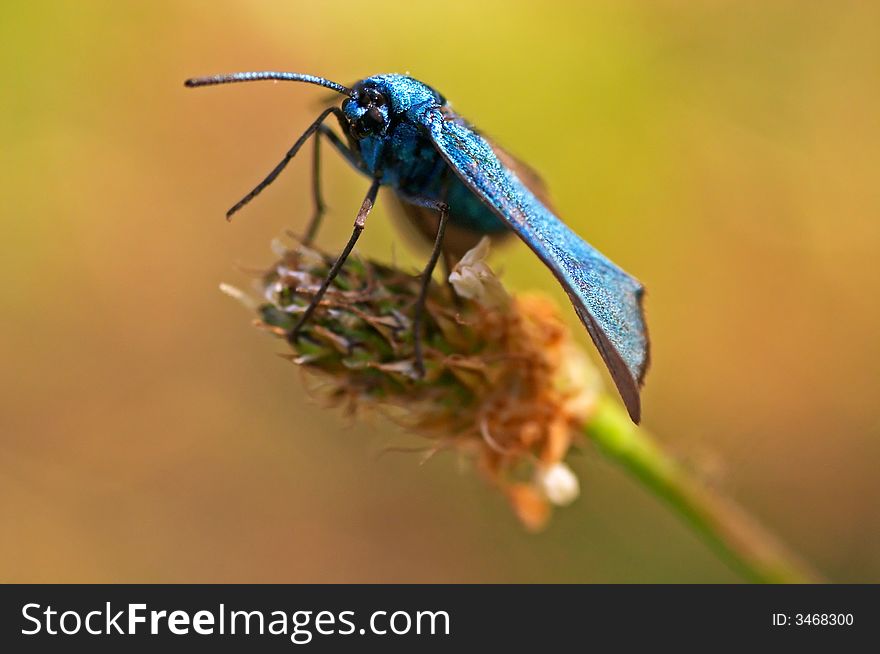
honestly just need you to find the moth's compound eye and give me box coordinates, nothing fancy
[357,87,386,108]
[366,89,386,106]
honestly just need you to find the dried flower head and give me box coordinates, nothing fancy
[226,236,602,530]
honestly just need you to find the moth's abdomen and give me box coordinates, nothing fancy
[380,120,509,257]
[446,180,509,234]
[389,169,511,258]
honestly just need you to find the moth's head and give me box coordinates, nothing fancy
[342,81,391,139]
[342,74,445,139]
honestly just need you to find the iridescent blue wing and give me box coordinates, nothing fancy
[417,106,649,423]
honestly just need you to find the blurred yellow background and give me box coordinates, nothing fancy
[2,0,878,582]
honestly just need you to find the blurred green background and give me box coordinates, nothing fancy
[2,0,878,582]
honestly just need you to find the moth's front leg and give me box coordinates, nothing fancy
[289,178,382,342]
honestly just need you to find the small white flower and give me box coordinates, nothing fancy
[535,462,580,506]
[448,237,507,307]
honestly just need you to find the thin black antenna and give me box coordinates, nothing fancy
[184,71,353,96]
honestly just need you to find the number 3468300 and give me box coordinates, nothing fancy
[795,613,854,626]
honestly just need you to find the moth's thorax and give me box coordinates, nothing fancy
[342,74,445,166]
[354,135,386,177]
[353,121,437,189]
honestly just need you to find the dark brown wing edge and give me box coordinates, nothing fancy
[573,297,647,424]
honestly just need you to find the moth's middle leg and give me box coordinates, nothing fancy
[398,188,451,377]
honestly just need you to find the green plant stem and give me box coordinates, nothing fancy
[584,398,821,583]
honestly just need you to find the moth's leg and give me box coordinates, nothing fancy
[302,123,365,244]
[442,250,463,307]
[289,178,382,342]
[302,131,325,245]
[301,124,361,244]
[398,190,450,377]
[319,122,360,168]
[226,107,347,221]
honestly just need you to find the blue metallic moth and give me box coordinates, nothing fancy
[185,71,650,423]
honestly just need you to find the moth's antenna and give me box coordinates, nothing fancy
[184,71,353,97]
